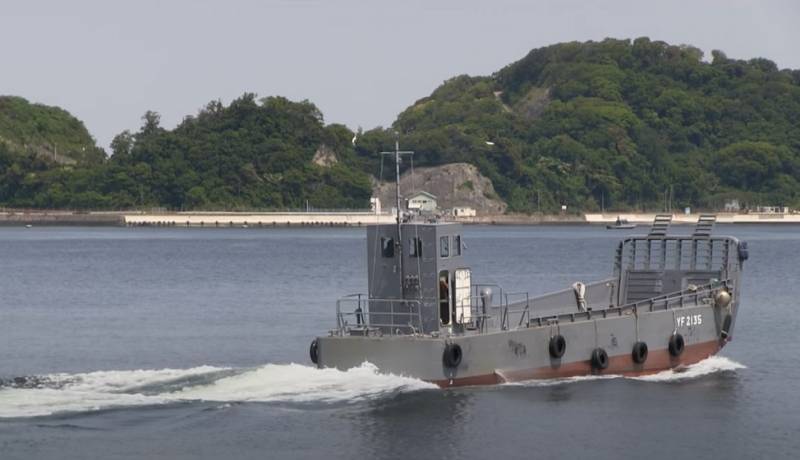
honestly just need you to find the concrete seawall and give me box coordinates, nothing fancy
[3,210,800,227]
[124,212,396,227]
[0,211,123,226]
[452,213,587,225]
[584,212,800,224]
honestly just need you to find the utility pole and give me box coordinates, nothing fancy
[669,184,675,212]
[537,189,541,214]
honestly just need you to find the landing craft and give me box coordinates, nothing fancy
[310,145,747,387]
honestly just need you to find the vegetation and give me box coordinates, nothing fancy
[355,38,800,212]
[0,96,105,166]
[0,95,372,209]
[2,38,800,212]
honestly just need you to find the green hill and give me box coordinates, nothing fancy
[357,38,800,212]
[0,96,104,166]
[0,94,372,209]
[106,94,372,210]
[2,37,800,211]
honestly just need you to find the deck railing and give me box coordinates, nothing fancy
[334,278,734,337]
[335,294,425,335]
[516,278,735,328]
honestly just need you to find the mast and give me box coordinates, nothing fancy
[381,138,413,297]
[394,138,402,258]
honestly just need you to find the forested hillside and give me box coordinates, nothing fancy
[0,95,372,209]
[0,96,105,166]
[2,38,799,211]
[356,38,800,212]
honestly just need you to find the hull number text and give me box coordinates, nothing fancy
[676,315,702,327]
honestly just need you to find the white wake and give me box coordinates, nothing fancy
[513,355,745,387]
[0,356,744,418]
[631,355,746,382]
[0,363,436,418]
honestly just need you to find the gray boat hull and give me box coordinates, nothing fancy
[317,300,732,387]
[314,214,745,387]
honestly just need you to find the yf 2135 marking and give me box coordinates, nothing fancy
[676,315,702,327]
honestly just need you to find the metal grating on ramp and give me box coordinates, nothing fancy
[649,214,672,236]
[693,214,716,237]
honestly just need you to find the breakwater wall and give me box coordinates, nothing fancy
[0,211,123,226]
[584,212,800,224]
[452,213,587,225]
[124,212,396,227]
[3,210,800,227]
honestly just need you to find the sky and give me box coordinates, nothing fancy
[2,0,799,152]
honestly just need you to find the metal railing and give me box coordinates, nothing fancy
[620,235,738,273]
[333,277,735,337]
[521,278,734,327]
[621,278,734,313]
[335,294,425,335]
[500,292,531,330]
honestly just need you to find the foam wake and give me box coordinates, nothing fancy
[513,355,745,387]
[0,356,744,418]
[631,355,745,382]
[0,363,436,418]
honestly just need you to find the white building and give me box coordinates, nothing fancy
[724,199,740,212]
[452,207,476,217]
[406,191,437,212]
[370,197,382,214]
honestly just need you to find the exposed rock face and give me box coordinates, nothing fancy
[312,144,338,167]
[373,162,507,215]
[513,86,551,120]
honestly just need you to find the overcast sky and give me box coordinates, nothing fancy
[2,0,798,151]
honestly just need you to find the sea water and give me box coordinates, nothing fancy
[0,225,797,459]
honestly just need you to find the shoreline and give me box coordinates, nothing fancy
[2,210,800,227]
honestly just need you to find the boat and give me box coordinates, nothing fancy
[309,144,748,387]
[606,216,636,230]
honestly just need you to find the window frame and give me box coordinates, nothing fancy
[381,237,395,258]
[409,237,423,258]
[440,235,450,258]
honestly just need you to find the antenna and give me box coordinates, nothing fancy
[381,136,414,297]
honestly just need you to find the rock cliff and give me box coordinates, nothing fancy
[373,162,507,214]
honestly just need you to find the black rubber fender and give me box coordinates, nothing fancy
[443,343,463,368]
[737,241,749,262]
[548,334,566,359]
[720,314,733,339]
[631,341,648,364]
[668,333,685,357]
[309,338,319,365]
[591,348,609,370]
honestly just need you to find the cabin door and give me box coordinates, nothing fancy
[439,270,451,325]
[454,268,471,324]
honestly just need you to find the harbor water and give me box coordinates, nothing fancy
[0,225,797,459]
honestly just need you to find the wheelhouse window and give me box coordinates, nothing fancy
[409,237,422,257]
[381,237,394,258]
[440,236,450,258]
[454,235,462,256]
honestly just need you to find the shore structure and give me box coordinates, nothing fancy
[584,212,800,224]
[2,209,800,227]
[122,211,395,227]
